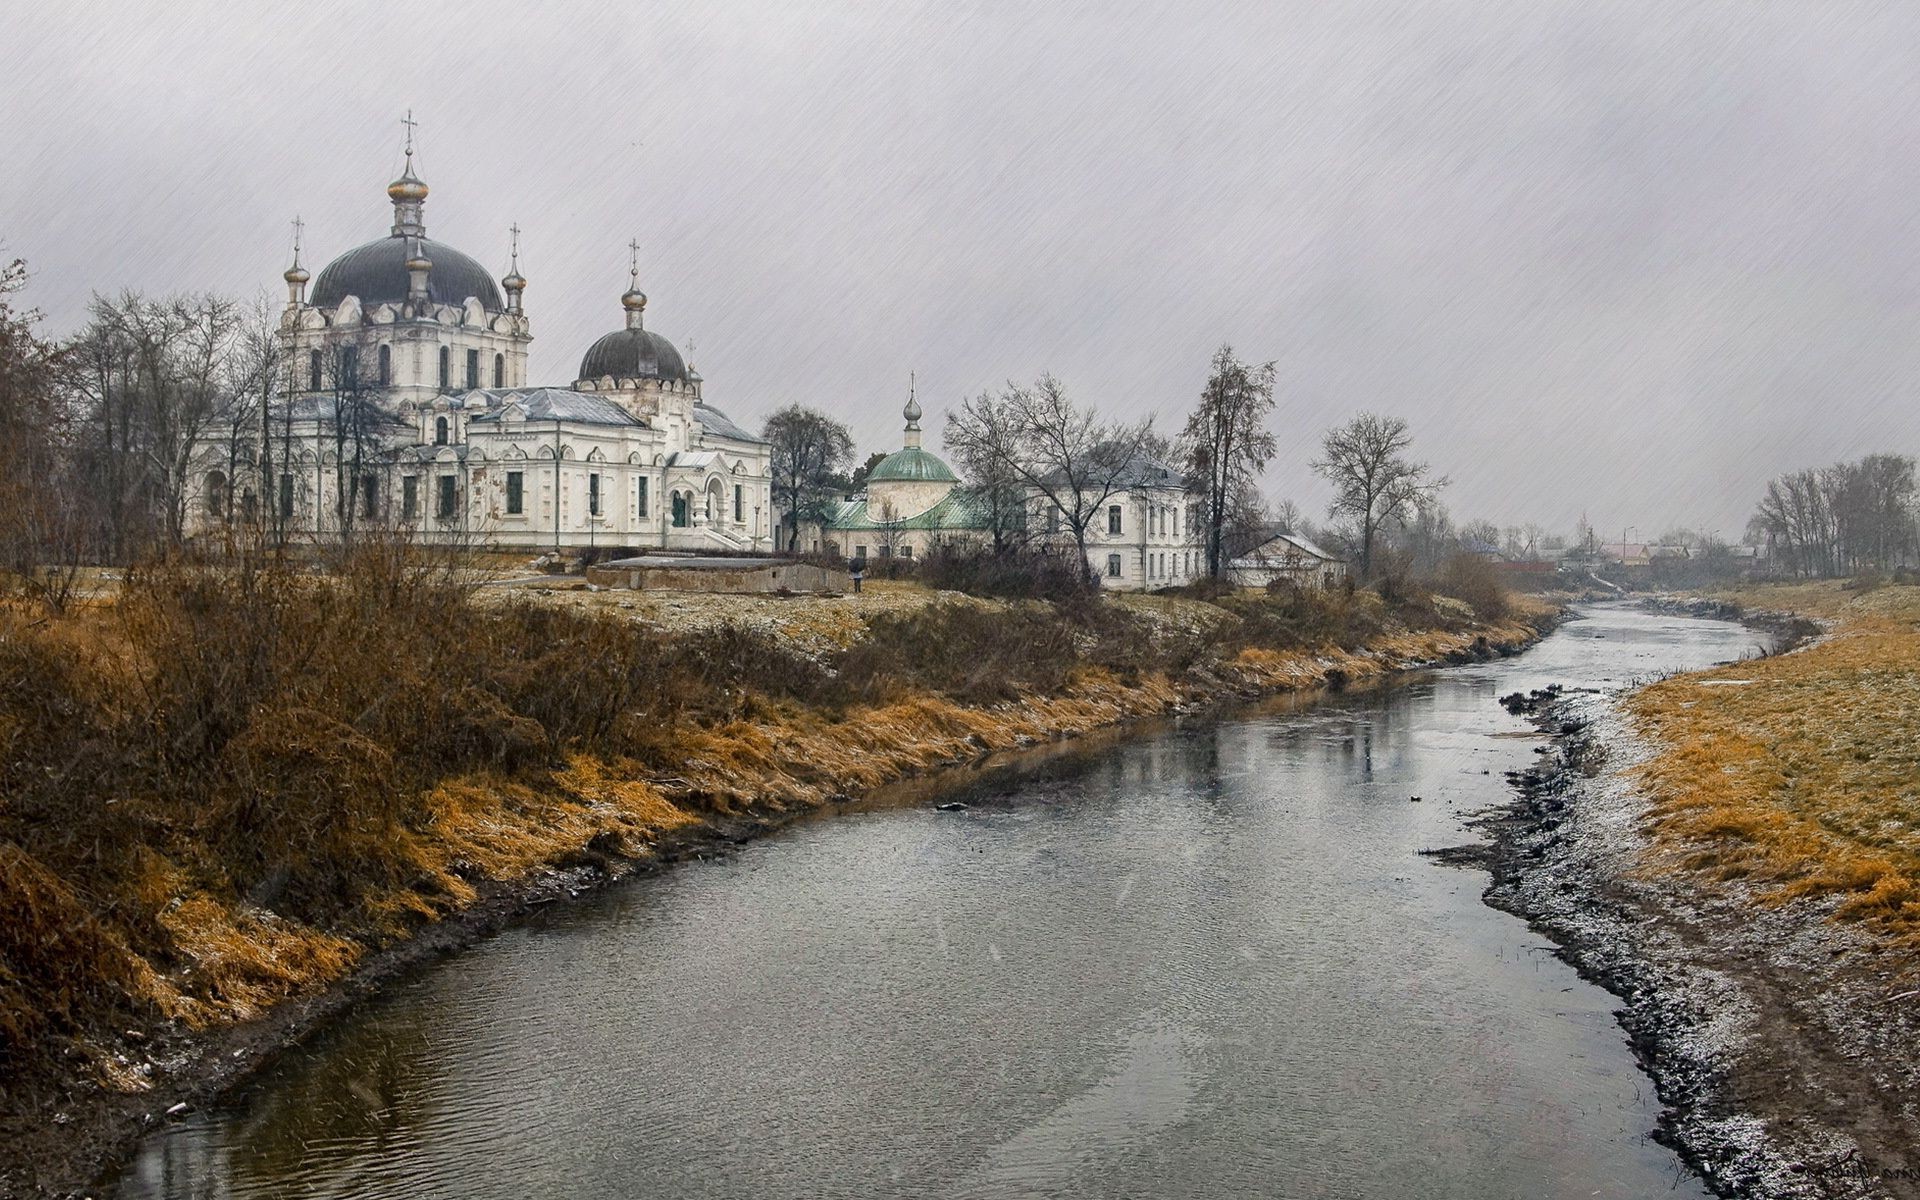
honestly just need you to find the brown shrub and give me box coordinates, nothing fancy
[836,603,1078,705]
[1428,552,1511,621]
[917,547,1094,604]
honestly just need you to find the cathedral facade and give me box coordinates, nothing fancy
[189,141,772,553]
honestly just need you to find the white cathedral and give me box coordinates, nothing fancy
[188,138,773,552]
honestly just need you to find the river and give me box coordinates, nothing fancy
[113,603,1763,1199]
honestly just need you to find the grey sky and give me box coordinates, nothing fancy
[6,0,1919,539]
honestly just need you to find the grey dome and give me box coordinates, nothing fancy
[577,327,689,383]
[310,236,504,310]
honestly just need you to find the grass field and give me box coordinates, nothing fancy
[1629,581,1920,956]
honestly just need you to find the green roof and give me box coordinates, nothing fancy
[826,489,992,531]
[865,446,959,484]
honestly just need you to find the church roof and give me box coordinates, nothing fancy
[826,488,990,532]
[578,327,690,384]
[465,388,644,427]
[866,446,959,484]
[694,402,765,444]
[310,236,504,310]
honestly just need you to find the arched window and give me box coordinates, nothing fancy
[435,416,449,446]
[378,344,392,385]
[204,470,227,517]
[308,349,322,390]
[341,345,358,387]
[466,348,479,389]
[493,353,505,388]
[438,346,450,391]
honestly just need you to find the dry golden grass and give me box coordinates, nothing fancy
[1630,582,1920,954]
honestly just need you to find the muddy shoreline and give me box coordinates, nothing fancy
[1456,605,1920,1200]
[12,614,1557,1200]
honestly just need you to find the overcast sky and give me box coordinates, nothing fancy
[6,0,1920,539]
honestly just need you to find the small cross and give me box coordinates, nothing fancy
[401,109,418,155]
[291,214,304,254]
[627,238,641,280]
[509,222,521,268]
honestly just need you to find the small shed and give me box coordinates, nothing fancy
[585,556,850,593]
[1228,532,1348,589]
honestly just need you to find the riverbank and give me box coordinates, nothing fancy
[1478,589,1920,1199]
[0,558,1558,1198]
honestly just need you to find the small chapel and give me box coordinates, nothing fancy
[189,129,773,552]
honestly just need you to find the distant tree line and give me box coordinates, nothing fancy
[1749,453,1918,578]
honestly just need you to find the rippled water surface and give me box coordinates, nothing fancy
[116,604,1762,1199]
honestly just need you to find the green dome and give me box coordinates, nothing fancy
[866,446,958,484]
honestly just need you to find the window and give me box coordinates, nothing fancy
[733,484,743,523]
[506,471,524,515]
[341,345,359,387]
[434,416,449,446]
[378,344,392,385]
[1106,554,1122,578]
[854,545,868,561]
[671,492,689,528]
[240,488,257,520]
[309,349,322,390]
[1108,505,1123,536]
[636,477,649,517]
[437,475,456,520]
[588,473,601,517]
[493,353,505,388]
[278,473,294,518]
[900,545,913,559]
[360,473,378,518]
[402,476,418,519]
[879,545,892,558]
[204,470,226,516]
[466,349,479,389]
[438,346,450,390]
[1046,506,1061,534]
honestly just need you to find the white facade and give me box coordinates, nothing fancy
[187,146,771,553]
[1030,455,1206,590]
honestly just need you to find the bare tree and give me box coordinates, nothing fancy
[945,374,1151,583]
[1180,345,1277,578]
[64,291,241,554]
[222,297,289,540]
[762,404,854,552]
[1268,497,1302,536]
[1753,454,1917,577]
[0,256,85,607]
[1312,413,1445,581]
[317,336,406,546]
[872,496,904,560]
[944,393,1030,554]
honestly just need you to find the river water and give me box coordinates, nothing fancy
[114,603,1764,1200]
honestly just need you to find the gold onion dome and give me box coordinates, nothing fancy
[387,164,429,203]
[405,246,433,271]
[503,269,526,290]
[621,286,647,312]
[284,264,310,284]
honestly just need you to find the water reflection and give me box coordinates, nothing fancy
[117,604,1752,1200]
